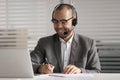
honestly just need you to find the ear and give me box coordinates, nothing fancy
[72,19,77,26]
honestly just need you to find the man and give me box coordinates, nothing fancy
[30,3,101,74]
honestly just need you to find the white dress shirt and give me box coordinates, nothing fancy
[59,35,73,69]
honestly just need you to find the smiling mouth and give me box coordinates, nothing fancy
[58,30,64,34]
[57,30,68,38]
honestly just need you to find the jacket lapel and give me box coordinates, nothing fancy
[54,34,63,72]
[69,34,81,65]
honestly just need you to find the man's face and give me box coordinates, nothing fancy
[52,8,73,38]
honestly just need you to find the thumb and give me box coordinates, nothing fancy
[50,64,55,70]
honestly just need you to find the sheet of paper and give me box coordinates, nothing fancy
[34,74,49,79]
[49,73,94,78]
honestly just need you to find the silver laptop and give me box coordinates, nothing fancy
[0,48,34,78]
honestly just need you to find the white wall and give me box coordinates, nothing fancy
[0,0,120,50]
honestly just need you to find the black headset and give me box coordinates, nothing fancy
[52,3,78,26]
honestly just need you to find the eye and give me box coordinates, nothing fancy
[60,20,67,24]
[51,19,58,24]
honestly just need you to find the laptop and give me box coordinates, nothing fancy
[0,48,34,78]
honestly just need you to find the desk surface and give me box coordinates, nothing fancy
[0,73,120,80]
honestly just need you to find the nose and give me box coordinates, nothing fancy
[54,22,63,28]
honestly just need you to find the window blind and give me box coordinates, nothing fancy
[0,29,27,48]
[0,0,120,51]
[74,0,120,49]
[0,0,48,50]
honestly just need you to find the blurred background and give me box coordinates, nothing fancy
[0,0,120,73]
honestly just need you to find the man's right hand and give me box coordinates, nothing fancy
[38,64,54,74]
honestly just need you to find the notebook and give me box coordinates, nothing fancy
[0,48,34,78]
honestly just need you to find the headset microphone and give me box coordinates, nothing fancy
[64,31,68,35]
[63,27,74,36]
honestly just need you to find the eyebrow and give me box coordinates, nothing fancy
[54,17,73,21]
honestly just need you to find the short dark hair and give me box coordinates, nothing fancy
[52,3,78,26]
[52,3,77,19]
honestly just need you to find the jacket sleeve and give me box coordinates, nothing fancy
[30,39,45,74]
[81,40,101,73]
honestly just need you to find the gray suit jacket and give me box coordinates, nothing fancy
[30,33,101,73]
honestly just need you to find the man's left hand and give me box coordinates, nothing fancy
[63,64,81,74]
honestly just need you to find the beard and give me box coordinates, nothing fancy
[55,26,73,39]
[57,31,67,39]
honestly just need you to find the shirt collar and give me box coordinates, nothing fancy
[59,34,74,44]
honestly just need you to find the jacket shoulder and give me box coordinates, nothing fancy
[38,34,58,43]
[75,34,94,42]
[74,34,96,48]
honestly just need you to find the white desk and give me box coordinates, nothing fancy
[0,73,120,80]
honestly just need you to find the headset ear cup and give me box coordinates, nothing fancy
[72,19,77,26]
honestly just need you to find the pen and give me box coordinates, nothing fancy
[45,57,49,64]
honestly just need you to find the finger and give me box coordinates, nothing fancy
[40,64,54,74]
[69,68,77,74]
[66,67,75,74]
[63,65,72,73]
[49,64,55,69]
[63,65,74,74]
[64,67,72,74]
[46,64,54,71]
[69,67,81,74]
[65,66,75,74]
[64,65,81,74]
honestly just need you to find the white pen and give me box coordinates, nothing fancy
[45,57,49,64]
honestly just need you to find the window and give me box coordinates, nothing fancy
[0,0,49,50]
